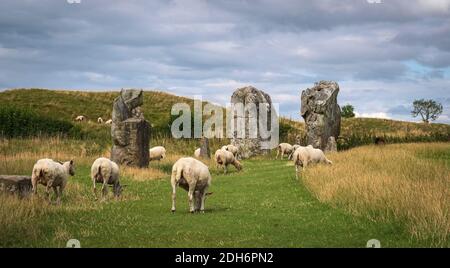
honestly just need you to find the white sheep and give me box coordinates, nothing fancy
[194,148,201,158]
[149,146,166,161]
[276,143,294,159]
[292,145,332,179]
[97,117,104,124]
[90,157,122,200]
[170,157,212,213]
[223,144,239,158]
[75,115,85,121]
[288,144,301,160]
[214,149,242,174]
[31,158,75,204]
[105,119,112,124]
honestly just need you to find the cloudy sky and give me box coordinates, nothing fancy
[0,0,449,123]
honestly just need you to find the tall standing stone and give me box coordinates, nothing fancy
[230,86,276,158]
[199,137,210,159]
[111,89,150,168]
[301,81,341,151]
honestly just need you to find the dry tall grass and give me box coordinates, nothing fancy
[302,143,450,246]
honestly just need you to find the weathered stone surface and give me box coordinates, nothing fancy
[325,136,337,152]
[230,86,276,158]
[111,89,150,168]
[301,81,341,151]
[199,137,210,159]
[0,175,32,198]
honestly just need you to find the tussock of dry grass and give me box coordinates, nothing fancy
[303,143,450,246]
[122,166,167,181]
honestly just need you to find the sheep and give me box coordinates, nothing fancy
[149,146,166,161]
[170,157,212,213]
[194,148,201,158]
[276,143,294,159]
[292,146,332,179]
[105,119,112,124]
[288,144,301,160]
[31,158,75,204]
[214,149,242,174]
[97,117,104,124]
[75,115,85,121]
[90,157,122,200]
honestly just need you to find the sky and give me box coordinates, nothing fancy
[0,0,449,123]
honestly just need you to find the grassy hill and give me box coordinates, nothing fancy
[1,88,449,149]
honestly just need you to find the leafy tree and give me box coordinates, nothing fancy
[341,104,355,118]
[411,99,443,123]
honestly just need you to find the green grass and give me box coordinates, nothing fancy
[1,158,425,248]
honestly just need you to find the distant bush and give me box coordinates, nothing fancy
[0,106,82,138]
[337,132,450,151]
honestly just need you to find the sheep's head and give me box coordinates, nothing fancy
[234,160,243,171]
[114,184,123,197]
[65,160,75,176]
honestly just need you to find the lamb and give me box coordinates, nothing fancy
[214,149,242,174]
[288,144,301,160]
[97,117,104,124]
[90,157,122,200]
[149,146,166,161]
[31,158,75,204]
[170,157,212,213]
[276,143,294,159]
[292,145,332,179]
[105,119,112,124]
[194,148,201,158]
[75,115,85,121]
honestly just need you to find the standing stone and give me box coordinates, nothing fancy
[0,175,32,198]
[325,136,337,152]
[111,89,150,168]
[230,86,276,158]
[199,137,210,159]
[301,81,341,151]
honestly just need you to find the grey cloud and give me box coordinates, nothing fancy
[0,0,449,123]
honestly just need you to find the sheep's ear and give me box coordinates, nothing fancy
[70,159,74,165]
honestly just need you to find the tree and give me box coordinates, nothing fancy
[411,99,443,123]
[341,104,355,118]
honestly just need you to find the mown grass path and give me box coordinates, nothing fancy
[17,159,421,248]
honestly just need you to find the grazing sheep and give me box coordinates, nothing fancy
[288,144,301,160]
[90,157,122,200]
[75,115,85,121]
[292,146,332,179]
[149,146,166,161]
[194,148,201,158]
[31,158,75,204]
[214,149,242,174]
[276,143,294,159]
[170,157,212,213]
[97,117,104,124]
[105,119,112,124]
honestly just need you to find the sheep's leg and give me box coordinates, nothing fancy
[31,175,38,195]
[303,160,308,171]
[93,180,98,201]
[188,183,196,213]
[45,183,52,203]
[224,164,228,174]
[295,164,300,180]
[200,189,207,213]
[101,181,108,201]
[54,186,62,205]
[275,149,279,159]
[171,179,178,212]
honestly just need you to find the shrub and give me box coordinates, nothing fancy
[0,106,82,138]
